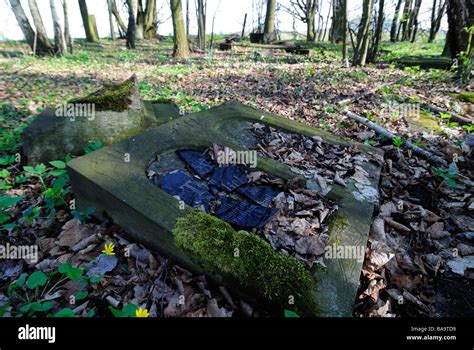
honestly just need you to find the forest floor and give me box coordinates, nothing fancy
[0,38,473,318]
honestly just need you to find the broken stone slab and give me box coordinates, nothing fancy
[67,101,383,316]
[394,55,453,70]
[21,76,181,165]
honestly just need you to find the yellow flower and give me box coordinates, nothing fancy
[102,243,115,256]
[136,307,149,318]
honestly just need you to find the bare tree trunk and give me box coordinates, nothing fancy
[264,0,276,34]
[306,0,317,41]
[330,0,345,43]
[446,0,474,59]
[78,0,99,43]
[144,0,157,39]
[107,0,117,41]
[341,0,348,65]
[50,0,67,55]
[353,0,373,66]
[428,0,446,42]
[62,0,73,53]
[171,0,190,58]
[136,0,145,40]
[368,0,385,62]
[9,0,52,55]
[241,12,247,38]
[322,0,332,41]
[401,0,413,41]
[126,0,137,49]
[110,0,128,35]
[409,0,422,42]
[27,0,54,53]
[186,0,190,38]
[390,0,403,42]
[196,0,206,50]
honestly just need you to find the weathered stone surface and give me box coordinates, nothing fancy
[68,101,383,316]
[395,55,453,70]
[21,77,181,164]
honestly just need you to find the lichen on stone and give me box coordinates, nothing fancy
[69,76,136,112]
[173,209,319,315]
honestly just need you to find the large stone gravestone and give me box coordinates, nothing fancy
[21,76,181,164]
[67,101,383,316]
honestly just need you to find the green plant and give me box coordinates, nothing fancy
[72,207,96,223]
[392,137,404,149]
[462,124,474,133]
[4,262,102,317]
[433,167,459,188]
[109,303,138,317]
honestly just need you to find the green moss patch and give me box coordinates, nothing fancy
[406,110,443,134]
[69,76,136,112]
[457,92,474,104]
[173,210,318,315]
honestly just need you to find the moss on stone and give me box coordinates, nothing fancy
[395,55,452,70]
[457,91,474,104]
[406,110,443,134]
[70,76,136,112]
[173,210,319,315]
[327,213,349,246]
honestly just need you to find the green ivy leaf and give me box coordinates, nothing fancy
[75,290,88,301]
[121,304,137,317]
[90,274,104,283]
[0,169,10,178]
[49,160,66,169]
[58,263,83,281]
[0,196,23,209]
[49,308,75,318]
[284,310,299,318]
[26,271,47,289]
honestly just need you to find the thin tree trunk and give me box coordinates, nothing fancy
[409,0,422,42]
[186,0,190,38]
[50,0,67,55]
[9,0,52,55]
[341,0,348,65]
[171,0,190,58]
[78,0,99,43]
[110,0,128,35]
[27,0,54,53]
[144,0,157,39]
[196,0,206,50]
[390,0,403,42]
[107,0,117,41]
[368,0,384,62]
[264,0,276,34]
[126,0,137,49]
[352,0,373,66]
[428,0,446,42]
[401,0,413,41]
[322,0,332,41]
[241,13,247,38]
[62,0,73,53]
